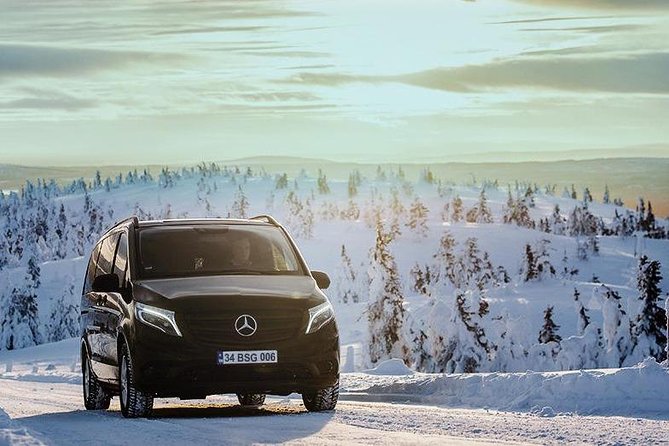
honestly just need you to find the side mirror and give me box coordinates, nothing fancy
[92,273,120,293]
[311,270,331,290]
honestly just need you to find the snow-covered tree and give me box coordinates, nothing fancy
[317,169,330,194]
[633,256,666,362]
[0,255,42,350]
[367,220,411,366]
[466,189,493,224]
[596,284,633,367]
[335,245,361,304]
[451,196,463,222]
[230,186,249,218]
[406,197,429,238]
[47,281,79,342]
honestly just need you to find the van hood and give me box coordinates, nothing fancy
[134,275,321,302]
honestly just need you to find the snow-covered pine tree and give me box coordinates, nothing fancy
[538,306,562,344]
[502,189,533,228]
[406,196,429,238]
[451,196,463,222]
[0,254,42,350]
[443,290,492,373]
[367,220,411,366]
[433,231,457,288]
[603,185,610,204]
[633,256,667,362]
[275,173,289,189]
[335,245,360,304]
[317,169,330,194]
[574,288,590,335]
[347,173,358,198]
[549,204,566,235]
[47,281,79,342]
[596,284,633,367]
[583,187,593,203]
[466,189,493,224]
[230,185,249,218]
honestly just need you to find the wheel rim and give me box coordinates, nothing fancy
[83,358,90,400]
[120,354,128,408]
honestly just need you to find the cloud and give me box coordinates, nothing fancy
[289,52,669,94]
[0,88,96,111]
[396,53,669,94]
[512,0,669,10]
[0,44,180,78]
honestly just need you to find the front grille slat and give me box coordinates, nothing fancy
[182,310,305,347]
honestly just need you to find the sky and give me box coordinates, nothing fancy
[0,0,668,166]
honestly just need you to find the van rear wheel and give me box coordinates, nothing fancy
[82,346,111,410]
[237,393,266,407]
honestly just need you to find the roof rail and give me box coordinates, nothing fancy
[113,216,139,229]
[250,214,280,226]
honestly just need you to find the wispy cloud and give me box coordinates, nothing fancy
[512,0,669,10]
[0,44,181,78]
[0,88,96,111]
[290,52,669,94]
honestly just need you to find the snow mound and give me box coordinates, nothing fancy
[364,359,415,376]
[344,358,669,416]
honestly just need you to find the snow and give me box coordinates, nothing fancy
[363,358,414,376]
[1,340,669,445]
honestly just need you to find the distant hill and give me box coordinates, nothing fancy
[1,157,668,217]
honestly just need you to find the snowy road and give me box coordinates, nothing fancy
[1,377,668,445]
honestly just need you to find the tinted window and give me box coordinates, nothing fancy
[84,243,102,294]
[137,225,304,279]
[96,233,119,277]
[113,232,128,286]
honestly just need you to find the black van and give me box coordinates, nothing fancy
[80,215,339,418]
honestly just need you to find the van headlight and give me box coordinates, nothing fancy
[135,302,182,337]
[305,301,334,334]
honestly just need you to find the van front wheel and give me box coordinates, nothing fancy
[119,342,154,418]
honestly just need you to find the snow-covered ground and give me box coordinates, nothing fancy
[1,339,668,445]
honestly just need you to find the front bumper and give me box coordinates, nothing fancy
[130,320,339,398]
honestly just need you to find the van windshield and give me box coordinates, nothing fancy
[137,225,305,279]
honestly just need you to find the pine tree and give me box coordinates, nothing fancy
[335,245,360,304]
[603,185,610,204]
[447,290,491,372]
[406,197,429,238]
[433,231,457,288]
[451,196,463,222]
[596,284,633,367]
[275,173,289,189]
[466,189,493,224]
[633,256,666,362]
[538,306,562,344]
[583,187,593,203]
[367,220,411,366]
[1,254,42,350]
[317,169,330,194]
[230,186,249,218]
[573,288,590,335]
[47,282,79,342]
[347,173,358,198]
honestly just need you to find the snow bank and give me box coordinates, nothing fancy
[0,406,44,446]
[363,358,415,376]
[343,357,669,416]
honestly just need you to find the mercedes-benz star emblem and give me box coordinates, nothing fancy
[234,314,257,337]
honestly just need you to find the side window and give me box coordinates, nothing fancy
[113,232,128,286]
[96,233,119,277]
[84,243,102,294]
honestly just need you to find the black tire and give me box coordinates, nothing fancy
[119,342,154,418]
[302,377,339,412]
[82,345,111,410]
[237,393,266,407]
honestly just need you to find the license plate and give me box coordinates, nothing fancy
[217,350,278,365]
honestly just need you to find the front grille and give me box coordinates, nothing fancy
[181,308,306,348]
